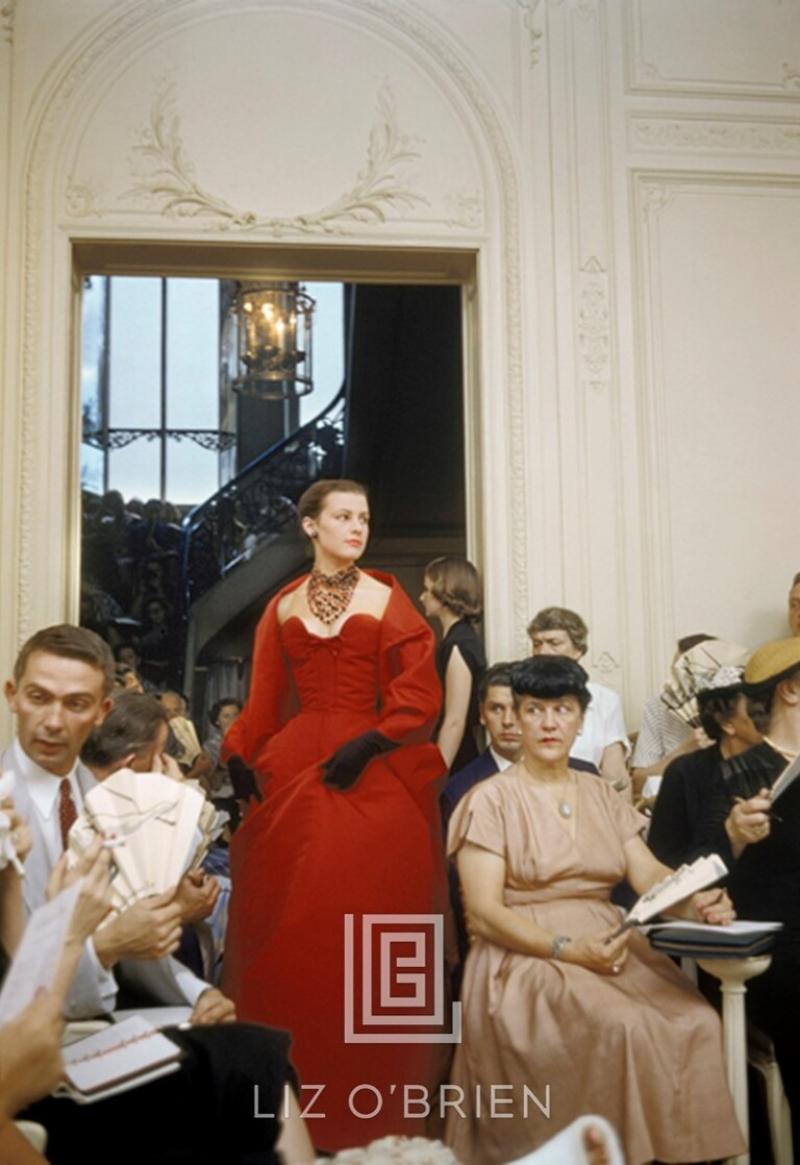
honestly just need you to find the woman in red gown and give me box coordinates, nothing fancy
[223,480,448,1151]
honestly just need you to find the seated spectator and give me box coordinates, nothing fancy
[441,660,599,978]
[712,638,800,1150]
[647,669,761,869]
[204,698,243,790]
[528,606,631,793]
[203,698,243,830]
[160,691,201,766]
[2,634,226,1019]
[2,625,315,1164]
[631,633,716,795]
[81,691,224,981]
[444,655,743,1165]
[114,663,144,693]
[160,690,213,785]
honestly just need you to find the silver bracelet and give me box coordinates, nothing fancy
[551,934,571,960]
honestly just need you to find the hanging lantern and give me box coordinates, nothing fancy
[229,282,315,400]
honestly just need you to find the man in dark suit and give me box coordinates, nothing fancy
[440,661,521,836]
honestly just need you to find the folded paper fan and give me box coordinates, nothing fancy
[660,640,749,728]
[68,769,210,915]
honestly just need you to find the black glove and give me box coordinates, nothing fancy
[227,755,262,803]
[321,731,397,792]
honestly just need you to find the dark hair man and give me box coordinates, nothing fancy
[3,626,229,1023]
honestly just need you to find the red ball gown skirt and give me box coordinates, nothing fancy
[224,613,449,1150]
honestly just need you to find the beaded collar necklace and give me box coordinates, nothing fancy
[307,564,360,626]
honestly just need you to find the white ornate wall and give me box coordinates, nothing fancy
[1,0,799,737]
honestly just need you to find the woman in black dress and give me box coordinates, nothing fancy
[420,556,485,774]
[647,677,762,868]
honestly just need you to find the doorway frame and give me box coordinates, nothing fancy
[71,238,483,637]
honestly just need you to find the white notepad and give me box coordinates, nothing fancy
[55,1015,183,1103]
[624,853,728,928]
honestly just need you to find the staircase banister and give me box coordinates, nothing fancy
[182,383,345,535]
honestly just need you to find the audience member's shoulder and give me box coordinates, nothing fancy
[442,757,485,804]
[462,767,518,808]
[573,766,608,793]
[573,768,628,808]
[587,679,622,706]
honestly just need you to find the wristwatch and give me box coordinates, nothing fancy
[551,934,571,960]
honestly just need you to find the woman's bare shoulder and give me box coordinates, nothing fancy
[359,571,392,597]
[356,572,392,619]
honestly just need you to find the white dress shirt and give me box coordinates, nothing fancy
[488,747,514,773]
[1,739,209,1017]
[570,682,630,769]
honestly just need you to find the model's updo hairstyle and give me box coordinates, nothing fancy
[510,656,592,712]
[297,479,370,530]
[424,556,483,622]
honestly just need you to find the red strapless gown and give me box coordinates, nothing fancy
[223,572,448,1150]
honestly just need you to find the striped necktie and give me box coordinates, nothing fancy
[58,778,78,851]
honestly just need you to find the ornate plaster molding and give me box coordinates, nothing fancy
[122,81,428,234]
[65,179,104,217]
[444,188,484,229]
[514,0,544,67]
[1,0,15,45]
[552,0,597,13]
[640,183,677,223]
[782,62,800,91]
[577,257,609,390]
[592,651,619,676]
[627,0,800,99]
[22,0,525,646]
[630,115,800,157]
[571,0,599,22]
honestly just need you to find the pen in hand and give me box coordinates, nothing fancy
[732,795,782,824]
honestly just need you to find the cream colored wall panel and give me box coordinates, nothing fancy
[417,0,533,131]
[60,7,484,237]
[13,0,116,114]
[635,174,800,656]
[626,0,800,99]
[529,0,630,702]
[0,2,19,692]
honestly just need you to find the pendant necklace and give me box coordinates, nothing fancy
[524,763,574,819]
[307,564,360,626]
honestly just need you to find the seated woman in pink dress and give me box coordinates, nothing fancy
[445,655,745,1165]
